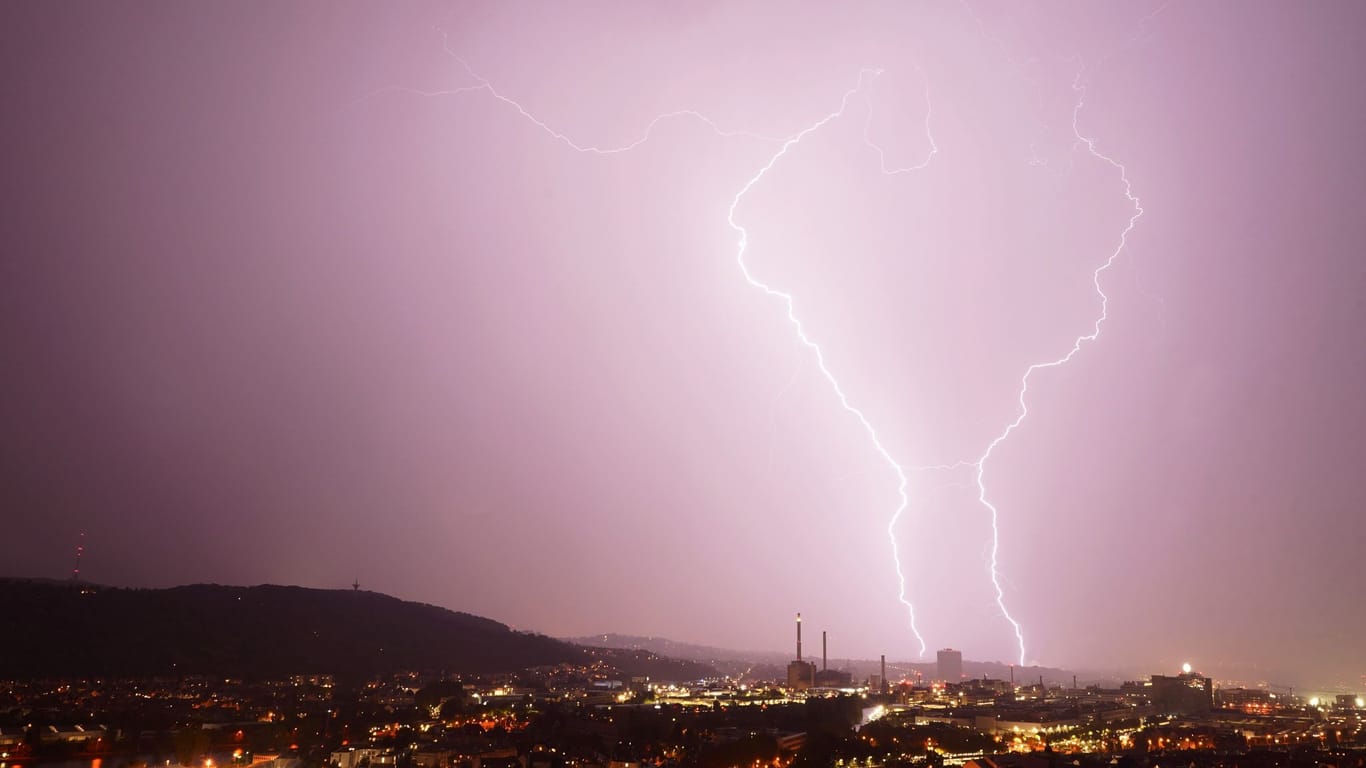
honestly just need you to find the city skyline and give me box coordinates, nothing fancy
[2,2,1364,690]
[0,576,1348,697]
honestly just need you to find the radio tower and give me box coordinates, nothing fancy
[71,532,85,582]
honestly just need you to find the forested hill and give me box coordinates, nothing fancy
[0,579,713,681]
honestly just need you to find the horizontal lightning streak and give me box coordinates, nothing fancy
[429,33,788,153]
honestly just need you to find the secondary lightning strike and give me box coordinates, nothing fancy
[766,363,803,469]
[727,67,930,658]
[863,67,938,175]
[973,70,1145,667]
[864,74,940,655]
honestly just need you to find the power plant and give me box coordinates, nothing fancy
[785,613,816,689]
[784,613,854,690]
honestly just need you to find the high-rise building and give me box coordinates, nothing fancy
[937,648,963,682]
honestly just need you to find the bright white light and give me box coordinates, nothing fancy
[1356,697,1364,708]
[1181,662,1191,674]
[1309,697,1320,707]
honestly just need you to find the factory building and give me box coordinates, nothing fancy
[785,614,855,690]
[814,630,853,687]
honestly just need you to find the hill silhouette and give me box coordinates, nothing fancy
[0,579,713,681]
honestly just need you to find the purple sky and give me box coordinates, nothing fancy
[3,2,1364,689]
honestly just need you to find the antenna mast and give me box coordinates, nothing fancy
[71,532,85,581]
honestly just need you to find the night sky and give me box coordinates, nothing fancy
[2,2,1363,689]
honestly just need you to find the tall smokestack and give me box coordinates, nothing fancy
[796,612,802,661]
[1010,665,1015,685]
[822,631,827,671]
[881,655,887,694]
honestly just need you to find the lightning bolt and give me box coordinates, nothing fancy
[728,67,935,658]
[971,70,1145,666]
[400,43,941,655]
[385,26,1149,664]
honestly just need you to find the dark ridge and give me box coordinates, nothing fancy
[0,580,714,681]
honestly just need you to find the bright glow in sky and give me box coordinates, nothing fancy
[2,2,1364,687]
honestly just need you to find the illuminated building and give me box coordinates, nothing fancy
[1151,665,1214,714]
